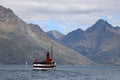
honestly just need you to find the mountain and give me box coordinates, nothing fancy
[47,30,64,41]
[59,29,85,48]
[59,19,120,65]
[0,5,93,65]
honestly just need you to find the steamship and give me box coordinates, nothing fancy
[33,46,56,70]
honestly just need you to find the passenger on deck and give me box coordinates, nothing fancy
[34,59,37,62]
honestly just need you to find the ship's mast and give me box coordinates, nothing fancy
[50,43,53,59]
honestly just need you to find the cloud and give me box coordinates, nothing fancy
[0,0,120,33]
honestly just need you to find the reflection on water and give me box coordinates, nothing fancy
[0,65,120,80]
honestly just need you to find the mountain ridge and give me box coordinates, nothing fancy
[58,19,120,65]
[47,30,64,41]
[0,5,93,65]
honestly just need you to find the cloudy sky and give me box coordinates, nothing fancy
[1,0,120,34]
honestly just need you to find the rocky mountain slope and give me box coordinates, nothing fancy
[0,5,93,65]
[47,30,64,41]
[59,19,120,65]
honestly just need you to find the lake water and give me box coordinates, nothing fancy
[0,65,120,80]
